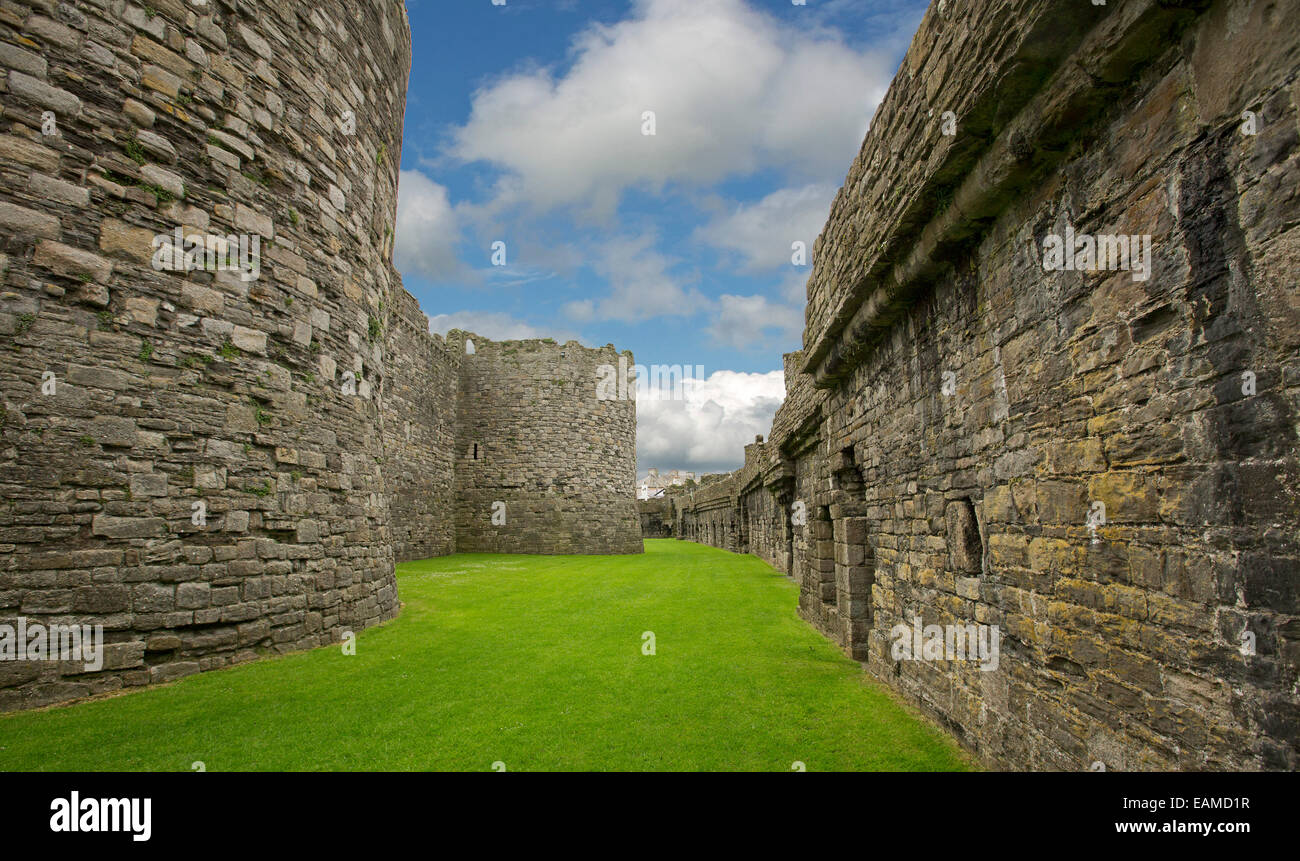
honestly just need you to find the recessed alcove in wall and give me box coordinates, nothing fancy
[833,515,874,662]
[945,497,983,574]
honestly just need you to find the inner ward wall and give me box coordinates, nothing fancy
[451,334,642,555]
[380,285,458,563]
[675,0,1300,770]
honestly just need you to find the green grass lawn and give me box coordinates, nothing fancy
[0,539,971,771]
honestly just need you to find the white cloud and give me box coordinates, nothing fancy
[564,233,709,323]
[394,170,464,281]
[637,369,785,474]
[706,294,803,351]
[696,183,835,271]
[427,311,578,343]
[448,0,894,216]
[562,298,596,322]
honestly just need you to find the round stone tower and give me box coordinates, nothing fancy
[447,333,643,556]
[0,0,410,708]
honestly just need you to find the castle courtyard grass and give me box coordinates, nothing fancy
[0,540,971,771]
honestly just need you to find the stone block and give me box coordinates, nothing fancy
[29,174,90,208]
[92,515,165,539]
[98,219,156,263]
[130,474,169,497]
[0,42,47,77]
[7,71,81,115]
[234,203,273,239]
[176,582,210,610]
[140,64,182,98]
[92,416,137,447]
[0,201,60,240]
[133,583,174,613]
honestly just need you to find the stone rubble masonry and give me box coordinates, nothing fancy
[0,0,639,712]
[668,0,1300,771]
[637,496,673,539]
[449,332,641,556]
[381,298,641,560]
[380,283,458,564]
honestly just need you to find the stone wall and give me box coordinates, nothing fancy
[0,0,411,710]
[380,284,458,563]
[636,496,674,538]
[451,333,642,555]
[0,0,640,711]
[675,0,1300,771]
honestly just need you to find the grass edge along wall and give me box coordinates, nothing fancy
[0,541,973,772]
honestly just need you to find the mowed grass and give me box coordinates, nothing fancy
[0,539,971,771]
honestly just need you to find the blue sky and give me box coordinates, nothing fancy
[393,0,927,474]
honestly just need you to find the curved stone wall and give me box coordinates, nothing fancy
[0,0,410,709]
[450,332,642,556]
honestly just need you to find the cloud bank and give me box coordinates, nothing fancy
[637,369,785,475]
[448,0,894,217]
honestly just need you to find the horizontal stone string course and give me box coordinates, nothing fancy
[0,0,639,712]
[657,0,1300,771]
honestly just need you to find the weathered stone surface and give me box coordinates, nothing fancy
[207,129,252,161]
[134,130,176,163]
[140,64,182,98]
[32,239,111,282]
[6,70,81,115]
[0,200,60,239]
[67,364,131,391]
[92,416,137,447]
[230,325,265,354]
[122,98,155,127]
[666,0,1300,773]
[139,164,185,199]
[237,24,272,61]
[0,42,47,76]
[124,296,158,326]
[97,219,156,263]
[28,173,90,208]
[0,135,59,171]
[25,15,77,47]
[233,202,272,238]
[91,515,165,539]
